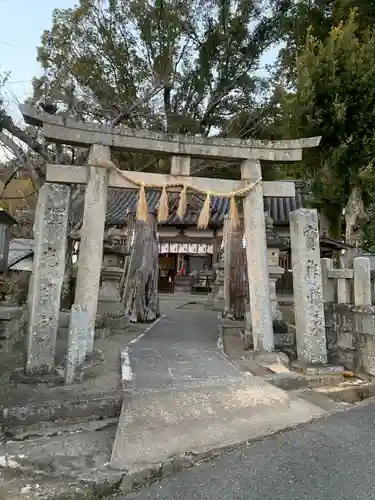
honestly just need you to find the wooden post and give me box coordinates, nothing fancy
[223,217,233,316]
[229,216,246,319]
[122,214,160,322]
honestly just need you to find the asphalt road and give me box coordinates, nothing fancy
[118,402,375,500]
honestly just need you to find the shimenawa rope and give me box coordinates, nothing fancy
[88,159,261,229]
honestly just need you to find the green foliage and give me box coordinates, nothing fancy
[35,0,286,137]
[276,0,375,79]
[282,11,375,242]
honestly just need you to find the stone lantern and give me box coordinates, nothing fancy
[264,211,288,321]
[0,209,17,273]
[97,228,130,316]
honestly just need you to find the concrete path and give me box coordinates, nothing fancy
[131,309,243,392]
[117,401,375,500]
[111,306,328,472]
[158,293,207,316]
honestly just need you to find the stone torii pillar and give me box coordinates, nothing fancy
[242,160,273,352]
[19,103,322,358]
[74,144,110,355]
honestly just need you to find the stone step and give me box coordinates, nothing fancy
[3,416,119,442]
[0,392,124,429]
[110,378,327,471]
[291,388,352,412]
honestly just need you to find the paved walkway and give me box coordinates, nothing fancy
[110,305,327,471]
[119,401,375,500]
[131,308,243,393]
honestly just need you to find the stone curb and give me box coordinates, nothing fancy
[216,323,225,356]
[3,390,371,499]
[61,410,338,499]
[0,413,325,500]
[0,394,123,429]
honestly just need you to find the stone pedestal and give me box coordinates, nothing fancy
[98,267,125,315]
[26,183,71,375]
[269,266,284,321]
[212,256,225,312]
[264,212,288,323]
[97,233,130,320]
[290,209,327,365]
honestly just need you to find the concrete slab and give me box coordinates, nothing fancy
[110,378,327,471]
[266,363,291,374]
[111,306,329,474]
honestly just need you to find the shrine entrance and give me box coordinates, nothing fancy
[20,103,321,376]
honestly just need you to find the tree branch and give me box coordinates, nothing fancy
[0,131,43,189]
[1,113,52,163]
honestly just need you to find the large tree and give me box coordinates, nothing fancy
[277,0,375,80]
[33,0,289,175]
[282,12,375,249]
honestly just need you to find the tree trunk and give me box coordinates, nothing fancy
[230,221,246,320]
[122,214,160,322]
[60,237,74,310]
[345,186,366,265]
[223,217,246,319]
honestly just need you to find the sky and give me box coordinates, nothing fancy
[0,0,279,161]
[0,0,77,124]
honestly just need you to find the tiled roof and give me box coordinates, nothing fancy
[8,238,34,268]
[72,180,309,228]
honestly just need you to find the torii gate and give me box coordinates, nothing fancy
[20,104,321,375]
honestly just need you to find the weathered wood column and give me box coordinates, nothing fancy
[223,217,233,316]
[26,182,71,374]
[223,216,246,318]
[74,144,110,355]
[241,160,274,352]
[122,213,159,322]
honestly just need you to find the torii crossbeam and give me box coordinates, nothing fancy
[20,103,321,375]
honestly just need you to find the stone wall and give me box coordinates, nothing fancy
[325,303,375,375]
[0,306,27,353]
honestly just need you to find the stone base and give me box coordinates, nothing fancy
[291,360,344,376]
[103,314,130,330]
[273,319,295,350]
[274,333,295,349]
[251,351,290,367]
[242,322,295,352]
[243,330,253,349]
[97,300,126,315]
[59,310,130,337]
[59,311,105,329]
[10,370,64,385]
[95,327,111,339]
[211,298,224,312]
